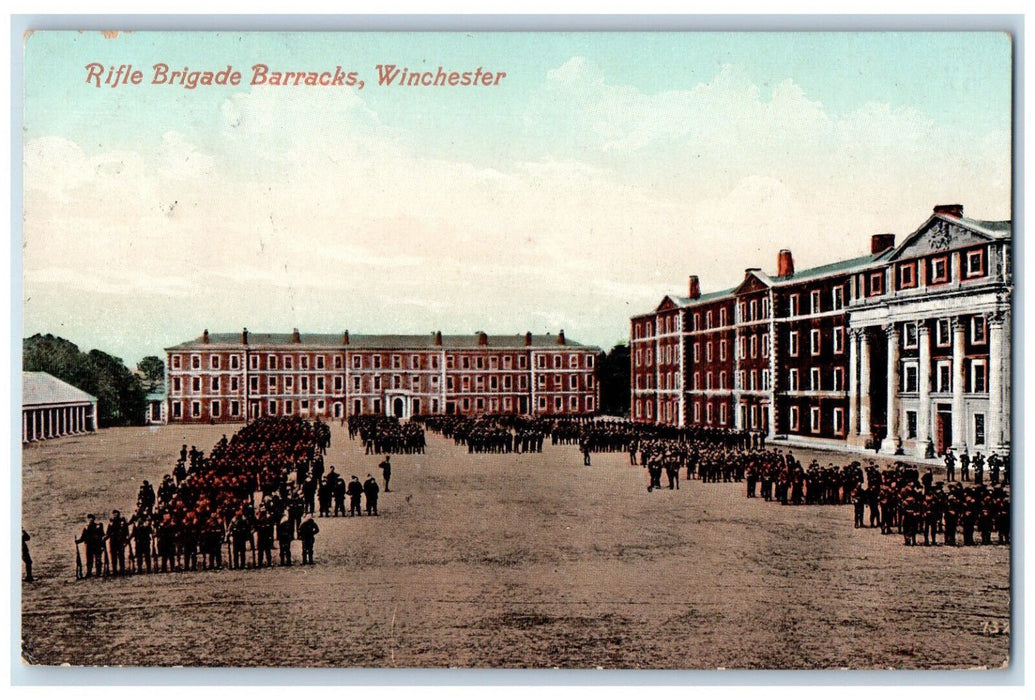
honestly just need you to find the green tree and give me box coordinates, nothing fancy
[23,334,147,428]
[137,355,166,393]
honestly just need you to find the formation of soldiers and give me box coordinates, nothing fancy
[942,448,1010,486]
[74,417,329,579]
[348,415,426,454]
[415,414,548,453]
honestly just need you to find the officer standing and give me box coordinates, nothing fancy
[298,514,319,565]
[77,514,105,578]
[364,474,380,516]
[379,455,392,492]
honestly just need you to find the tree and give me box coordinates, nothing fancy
[137,355,165,393]
[597,344,631,416]
[23,334,147,428]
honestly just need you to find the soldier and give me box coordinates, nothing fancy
[364,474,380,516]
[665,460,680,490]
[255,511,274,567]
[276,514,294,566]
[302,477,317,515]
[944,449,957,482]
[347,476,364,516]
[317,477,332,517]
[156,514,177,573]
[851,486,865,528]
[960,451,971,482]
[22,529,32,582]
[333,475,347,517]
[131,515,153,573]
[202,516,224,570]
[379,455,392,492]
[138,480,156,513]
[298,514,320,565]
[943,485,961,546]
[230,512,252,570]
[988,452,1001,486]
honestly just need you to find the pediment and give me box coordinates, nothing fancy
[655,296,680,312]
[889,217,993,261]
[734,271,770,295]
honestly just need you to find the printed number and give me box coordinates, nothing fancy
[982,620,1010,636]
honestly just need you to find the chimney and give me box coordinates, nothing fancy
[871,233,896,255]
[524,332,533,347]
[435,330,442,346]
[202,329,210,344]
[291,328,301,344]
[777,249,794,278]
[477,331,488,346]
[342,330,350,345]
[934,203,964,219]
[241,328,248,345]
[557,329,566,345]
[687,275,701,300]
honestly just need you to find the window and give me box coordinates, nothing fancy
[965,249,986,278]
[173,402,182,418]
[231,400,240,417]
[810,367,821,391]
[971,316,987,344]
[300,356,309,370]
[750,300,758,321]
[172,355,181,369]
[373,376,381,390]
[211,400,221,417]
[705,311,713,329]
[211,376,220,391]
[191,401,201,418]
[190,355,201,370]
[810,329,821,355]
[936,319,951,347]
[693,372,700,390]
[810,407,821,433]
[832,286,844,310]
[720,371,728,390]
[316,376,325,392]
[762,370,771,390]
[971,359,987,393]
[833,326,844,354]
[693,313,701,331]
[706,372,713,390]
[974,414,985,445]
[705,403,713,424]
[788,369,799,391]
[904,363,918,393]
[898,262,917,289]
[353,376,361,390]
[833,367,844,391]
[285,400,293,415]
[268,400,277,416]
[903,322,918,349]
[789,295,800,316]
[172,377,182,392]
[833,408,844,435]
[192,377,201,392]
[719,308,727,326]
[762,334,770,358]
[936,361,952,392]
[750,336,758,358]
[284,356,293,370]
[587,397,594,411]
[316,355,325,369]
[268,355,278,370]
[929,256,950,284]
[789,331,799,357]
[719,403,727,425]
[569,375,578,390]
[334,376,343,392]
[706,342,713,362]
[789,406,800,431]
[230,355,239,370]
[353,355,362,369]
[270,376,278,392]
[811,290,821,313]
[373,355,382,369]
[762,297,771,318]
[334,355,343,369]
[250,376,258,392]
[868,271,884,296]
[906,411,917,439]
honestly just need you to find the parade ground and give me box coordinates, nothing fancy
[21,422,1011,670]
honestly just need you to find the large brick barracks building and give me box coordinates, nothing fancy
[166,330,599,423]
[631,204,1012,458]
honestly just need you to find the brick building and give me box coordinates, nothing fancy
[631,204,1012,457]
[165,330,599,423]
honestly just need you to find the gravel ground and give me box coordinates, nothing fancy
[20,423,1011,669]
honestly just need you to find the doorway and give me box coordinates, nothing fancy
[935,404,952,454]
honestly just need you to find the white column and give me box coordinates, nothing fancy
[916,322,934,458]
[22,411,28,443]
[859,328,872,440]
[951,318,967,452]
[987,311,1005,450]
[881,323,902,454]
[848,329,860,438]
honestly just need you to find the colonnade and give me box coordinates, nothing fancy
[22,403,96,442]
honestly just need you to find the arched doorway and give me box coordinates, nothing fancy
[393,397,406,418]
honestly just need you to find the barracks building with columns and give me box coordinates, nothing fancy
[630,204,1012,458]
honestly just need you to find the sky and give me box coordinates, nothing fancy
[20,31,1013,367]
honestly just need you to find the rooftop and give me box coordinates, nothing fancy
[167,332,599,352]
[23,371,96,407]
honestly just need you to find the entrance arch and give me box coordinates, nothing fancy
[393,397,406,418]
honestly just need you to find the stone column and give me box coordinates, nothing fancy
[858,328,873,443]
[987,311,1005,450]
[916,322,934,458]
[848,329,860,438]
[951,318,967,452]
[23,411,28,443]
[881,323,902,455]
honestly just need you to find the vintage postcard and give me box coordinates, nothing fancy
[19,29,1012,671]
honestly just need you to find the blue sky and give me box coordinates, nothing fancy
[21,31,1012,365]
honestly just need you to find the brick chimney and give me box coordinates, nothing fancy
[241,328,248,345]
[434,330,442,346]
[524,332,532,347]
[777,249,794,278]
[342,330,350,345]
[477,331,488,346]
[687,275,701,300]
[557,330,566,345]
[934,203,964,218]
[202,329,210,344]
[291,328,301,344]
[871,233,896,255]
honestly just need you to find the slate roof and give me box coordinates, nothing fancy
[23,371,96,407]
[167,332,598,351]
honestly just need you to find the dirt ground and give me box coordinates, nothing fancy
[20,423,1011,669]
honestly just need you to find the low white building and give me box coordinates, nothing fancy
[22,371,98,442]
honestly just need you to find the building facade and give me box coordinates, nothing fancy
[22,371,98,442]
[165,330,599,423]
[630,204,1012,457]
